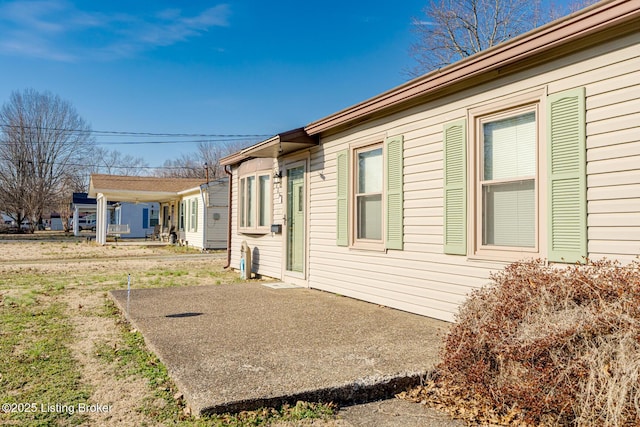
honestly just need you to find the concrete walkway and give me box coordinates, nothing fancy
[110,282,463,425]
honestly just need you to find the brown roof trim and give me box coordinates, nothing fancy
[221,127,318,166]
[305,0,640,135]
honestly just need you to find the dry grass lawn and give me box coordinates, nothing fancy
[0,233,340,426]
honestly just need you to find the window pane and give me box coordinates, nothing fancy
[258,175,269,227]
[483,180,535,247]
[358,148,383,193]
[239,178,245,228]
[357,194,382,240]
[246,176,255,227]
[483,112,536,180]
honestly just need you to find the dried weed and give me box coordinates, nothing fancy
[417,259,640,426]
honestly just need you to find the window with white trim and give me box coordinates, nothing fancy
[336,135,403,250]
[239,172,271,233]
[480,110,536,247]
[475,104,540,256]
[189,198,198,232]
[355,144,383,243]
[444,88,586,262]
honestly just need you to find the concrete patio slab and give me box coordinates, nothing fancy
[109,282,450,416]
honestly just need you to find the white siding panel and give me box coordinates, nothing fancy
[589,227,640,241]
[587,69,640,98]
[587,98,640,123]
[588,240,640,257]
[588,184,640,201]
[587,128,639,149]
[589,213,640,227]
[589,199,640,214]
[588,170,640,188]
[588,84,640,110]
[587,112,640,136]
[548,47,640,94]
[588,155,640,175]
[587,142,640,162]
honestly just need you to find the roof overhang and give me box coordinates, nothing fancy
[221,127,318,166]
[304,0,640,135]
[87,175,215,203]
[88,188,179,203]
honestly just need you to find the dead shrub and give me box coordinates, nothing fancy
[436,258,640,426]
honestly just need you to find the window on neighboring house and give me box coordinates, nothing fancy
[179,201,185,231]
[239,172,271,233]
[189,198,198,232]
[479,108,537,250]
[149,208,159,227]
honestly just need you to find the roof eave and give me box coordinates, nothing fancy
[221,128,319,166]
[304,0,640,135]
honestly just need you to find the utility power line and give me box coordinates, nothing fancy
[0,123,272,140]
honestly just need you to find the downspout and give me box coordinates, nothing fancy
[223,165,233,269]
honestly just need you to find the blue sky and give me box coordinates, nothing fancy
[0,0,428,167]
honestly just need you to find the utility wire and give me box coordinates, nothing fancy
[0,138,256,147]
[0,122,272,139]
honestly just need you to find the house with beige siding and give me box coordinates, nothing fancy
[88,174,228,250]
[221,0,640,322]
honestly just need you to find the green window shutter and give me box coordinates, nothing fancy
[443,119,467,255]
[336,149,349,246]
[547,88,586,263]
[385,135,404,250]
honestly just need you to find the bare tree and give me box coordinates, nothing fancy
[409,0,597,75]
[89,147,148,176]
[0,89,94,231]
[155,140,246,180]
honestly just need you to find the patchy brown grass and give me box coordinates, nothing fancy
[402,259,640,426]
[0,239,342,426]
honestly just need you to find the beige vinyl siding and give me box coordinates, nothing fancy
[585,62,640,263]
[229,160,283,278]
[306,31,640,322]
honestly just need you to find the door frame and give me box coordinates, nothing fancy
[281,155,309,286]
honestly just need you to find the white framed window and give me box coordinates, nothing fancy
[188,198,198,232]
[336,135,403,250]
[444,87,586,263]
[474,103,541,258]
[239,172,271,233]
[355,144,384,245]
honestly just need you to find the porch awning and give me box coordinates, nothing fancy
[221,127,318,166]
[88,174,205,203]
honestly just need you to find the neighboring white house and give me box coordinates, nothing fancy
[88,174,228,250]
[221,0,640,322]
[171,182,228,249]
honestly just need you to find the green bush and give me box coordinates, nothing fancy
[437,259,640,426]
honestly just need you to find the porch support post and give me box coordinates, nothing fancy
[96,193,108,245]
[73,205,80,236]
